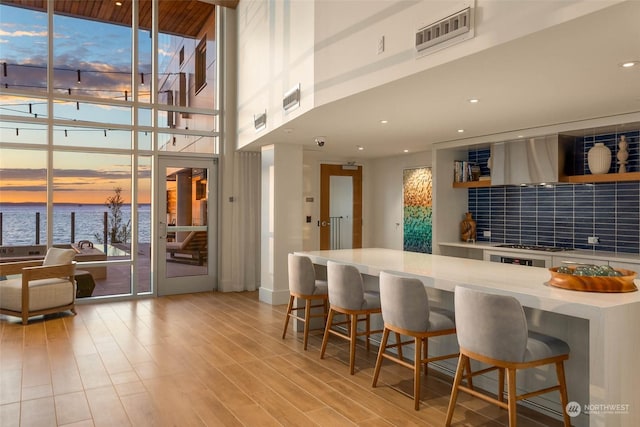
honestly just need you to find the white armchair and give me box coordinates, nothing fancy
[0,248,77,325]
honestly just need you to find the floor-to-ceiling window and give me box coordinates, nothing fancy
[0,0,220,299]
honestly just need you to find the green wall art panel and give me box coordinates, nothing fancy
[403,167,432,253]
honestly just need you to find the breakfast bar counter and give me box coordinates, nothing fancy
[296,248,640,427]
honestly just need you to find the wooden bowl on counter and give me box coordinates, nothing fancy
[548,267,638,293]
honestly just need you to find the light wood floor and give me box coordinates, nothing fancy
[0,292,564,426]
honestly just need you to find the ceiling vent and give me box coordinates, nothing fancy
[254,111,266,132]
[283,84,300,111]
[415,7,473,54]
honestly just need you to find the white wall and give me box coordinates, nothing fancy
[301,150,374,251]
[368,149,433,249]
[312,0,618,108]
[298,147,432,252]
[260,144,304,304]
[236,0,315,149]
[236,0,620,149]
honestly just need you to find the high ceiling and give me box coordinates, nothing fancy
[247,1,640,159]
[1,0,238,38]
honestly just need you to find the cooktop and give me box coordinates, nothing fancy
[496,244,572,252]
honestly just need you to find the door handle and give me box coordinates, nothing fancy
[159,221,167,239]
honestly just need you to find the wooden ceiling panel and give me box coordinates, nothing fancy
[1,0,238,38]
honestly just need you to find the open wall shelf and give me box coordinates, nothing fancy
[452,180,491,188]
[559,172,640,183]
[453,173,640,188]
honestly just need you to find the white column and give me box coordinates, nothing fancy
[260,144,303,305]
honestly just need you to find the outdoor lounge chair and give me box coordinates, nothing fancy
[166,231,208,265]
[0,247,77,324]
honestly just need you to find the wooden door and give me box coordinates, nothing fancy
[320,164,362,250]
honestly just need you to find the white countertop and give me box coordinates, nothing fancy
[298,248,640,320]
[439,241,640,264]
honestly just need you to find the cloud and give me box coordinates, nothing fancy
[0,185,46,192]
[0,29,47,37]
[0,168,131,181]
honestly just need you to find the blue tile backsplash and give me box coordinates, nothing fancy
[468,130,640,254]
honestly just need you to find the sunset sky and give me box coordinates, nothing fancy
[0,3,170,205]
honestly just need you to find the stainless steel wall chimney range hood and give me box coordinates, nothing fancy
[490,134,572,186]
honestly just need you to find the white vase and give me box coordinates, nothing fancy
[587,142,611,174]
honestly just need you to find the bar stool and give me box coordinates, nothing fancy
[446,286,571,427]
[372,271,460,410]
[320,261,383,374]
[281,254,328,350]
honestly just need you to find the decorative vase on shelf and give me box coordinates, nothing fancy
[460,212,477,243]
[617,135,629,173]
[587,142,611,174]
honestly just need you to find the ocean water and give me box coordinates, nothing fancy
[0,203,151,246]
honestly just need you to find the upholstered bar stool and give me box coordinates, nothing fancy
[446,286,571,427]
[282,254,329,350]
[320,261,383,374]
[372,271,460,410]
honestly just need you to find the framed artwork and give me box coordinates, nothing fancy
[403,167,432,253]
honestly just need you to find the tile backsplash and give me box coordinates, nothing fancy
[468,130,640,254]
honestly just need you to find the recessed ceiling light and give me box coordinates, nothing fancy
[621,61,638,68]
[517,135,524,138]
[468,98,479,103]
[380,120,388,124]
[115,1,122,6]
[357,145,364,151]
[457,129,464,133]
[403,149,409,153]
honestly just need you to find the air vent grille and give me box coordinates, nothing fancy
[415,7,472,53]
[254,111,266,131]
[283,84,300,111]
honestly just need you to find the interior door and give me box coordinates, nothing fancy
[320,164,362,250]
[156,156,217,295]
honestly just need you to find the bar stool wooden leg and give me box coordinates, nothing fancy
[282,295,295,339]
[414,336,422,410]
[320,309,335,359]
[349,313,358,374]
[498,367,505,402]
[372,328,390,387]
[365,314,371,352]
[556,361,571,426]
[507,368,517,427]
[303,299,312,350]
[445,354,468,426]
[423,337,429,375]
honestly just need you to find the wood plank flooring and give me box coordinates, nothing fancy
[0,292,564,426]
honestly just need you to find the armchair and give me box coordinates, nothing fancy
[0,248,77,324]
